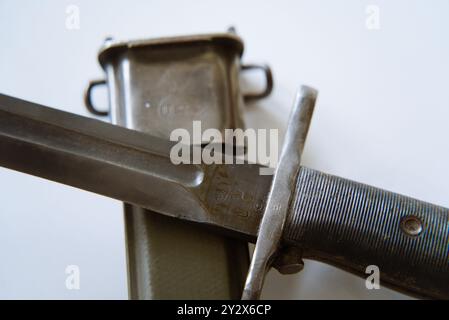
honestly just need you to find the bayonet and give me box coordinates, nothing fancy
[0,93,271,240]
[0,87,448,299]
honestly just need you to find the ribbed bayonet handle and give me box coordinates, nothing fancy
[284,166,449,299]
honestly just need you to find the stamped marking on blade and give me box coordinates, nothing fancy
[196,164,271,237]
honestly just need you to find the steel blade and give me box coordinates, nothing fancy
[0,94,271,240]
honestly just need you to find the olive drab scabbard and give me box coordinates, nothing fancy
[84,30,273,299]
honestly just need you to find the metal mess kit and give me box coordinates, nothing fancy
[0,29,448,299]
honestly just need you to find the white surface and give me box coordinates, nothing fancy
[1,0,448,299]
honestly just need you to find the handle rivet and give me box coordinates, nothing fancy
[400,216,423,236]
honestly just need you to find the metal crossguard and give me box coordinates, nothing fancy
[242,86,317,299]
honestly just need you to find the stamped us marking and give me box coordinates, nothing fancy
[197,163,271,236]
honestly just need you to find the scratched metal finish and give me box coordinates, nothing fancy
[196,162,271,238]
[284,166,449,299]
[99,32,252,299]
[0,93,272,240]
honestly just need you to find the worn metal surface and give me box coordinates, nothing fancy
[1,93,448,299]
[242,86,317,299]
[0,94,271,240]
[97,33,247,140]
[86,32,272,299]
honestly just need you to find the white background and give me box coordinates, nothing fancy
[1,0,448,299]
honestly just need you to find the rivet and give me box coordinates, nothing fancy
[400,216,423,236]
